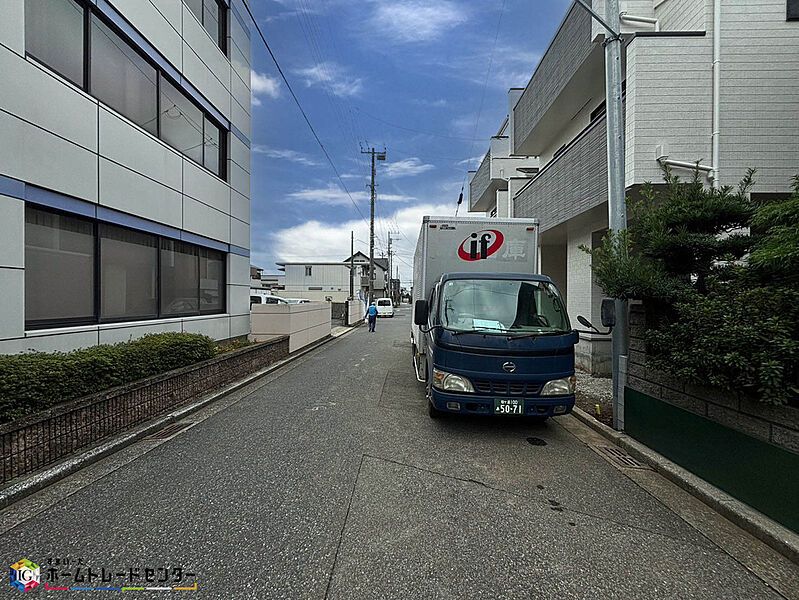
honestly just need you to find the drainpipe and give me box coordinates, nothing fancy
[619,12,659,31]
[711,0,721,188]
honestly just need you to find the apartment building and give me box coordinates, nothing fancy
[471,0,799,374]
[277,253,389,303]
[0,0,252,353]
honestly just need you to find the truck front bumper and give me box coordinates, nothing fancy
[430,388,575,418]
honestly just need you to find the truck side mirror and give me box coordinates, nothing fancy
[414,300,428,326]
[601,298,616,329]
[577,315,597,332]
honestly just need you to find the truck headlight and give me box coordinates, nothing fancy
[540,376,576,396]
[432,368,474,393]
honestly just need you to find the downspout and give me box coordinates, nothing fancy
[711,0,721,188]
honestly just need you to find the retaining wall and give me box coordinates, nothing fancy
[624,303,799,533]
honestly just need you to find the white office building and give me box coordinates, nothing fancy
[0,0,252,353]
[471,0,799,374]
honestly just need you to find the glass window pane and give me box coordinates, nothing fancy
[25,0,85,86]
[160,239,199,316]
[185,0,203,23]
[203,117,221,175]
[100,224,158,320]
[203,0,221,45]
[90,15,158,135]
[199,248,225,313]
[159,76,204,163]
[25,206,95,323]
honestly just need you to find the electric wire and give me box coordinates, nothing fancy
[241,0,369,227]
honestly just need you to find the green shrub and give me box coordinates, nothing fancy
[0,332,217,423]
[584,167,799,405]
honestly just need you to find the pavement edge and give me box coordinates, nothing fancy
[0,326,359,510]
[571,406,799,566]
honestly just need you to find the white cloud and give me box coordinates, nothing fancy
[252,145,322,166]
[370,0,468,43]
[286,183,415,206]
[294,62,363,98]
[267,202,454,283]
[383,157,435,179]
[251,71,281,105]
[457,154,486,168]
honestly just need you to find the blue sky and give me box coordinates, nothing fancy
[248,0,573,286]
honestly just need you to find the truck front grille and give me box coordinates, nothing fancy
[473,380,541,396]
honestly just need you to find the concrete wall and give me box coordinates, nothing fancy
[347,299,366,326]
[251,303,332,353]
[0,0,251,352]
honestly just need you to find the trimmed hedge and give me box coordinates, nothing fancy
[0,333,217,424]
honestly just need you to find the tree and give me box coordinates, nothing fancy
[584,168,798,405]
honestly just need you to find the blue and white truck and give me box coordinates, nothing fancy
[411,216,579,420]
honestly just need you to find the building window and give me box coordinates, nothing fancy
[160,75,226,178]
[305,266,313,276]
[25,206,95,326]
[24,205,226,329]
[25,0,85,87]
[160,75,204,165]
[100,224,158,320]
[90,14,158,136]
[789,0,799,20]
[199,247,225,314]
[161,240,200,316]
[186,0,227,53]
[23,0,229,180]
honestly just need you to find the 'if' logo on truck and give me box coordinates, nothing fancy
[457,230,504,261]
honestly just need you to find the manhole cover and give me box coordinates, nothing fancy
[526,437,547,446]
[143,422,194,440]
[595,445,650,469]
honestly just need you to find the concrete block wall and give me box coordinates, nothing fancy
[0,0,252,353]
[627,304,799,454]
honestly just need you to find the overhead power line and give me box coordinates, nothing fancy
[354,107,489,142]
[241,0,368,226]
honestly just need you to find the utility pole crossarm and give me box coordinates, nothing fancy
[573,0,621,38]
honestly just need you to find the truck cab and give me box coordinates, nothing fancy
[414,273,578,420]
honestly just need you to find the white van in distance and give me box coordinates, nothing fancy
[376,298,394,318]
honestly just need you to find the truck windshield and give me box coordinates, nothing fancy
[440,279,570,335]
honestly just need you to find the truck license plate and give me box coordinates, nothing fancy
[494,398,523,415]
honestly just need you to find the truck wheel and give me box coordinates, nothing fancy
[426,375,442,419]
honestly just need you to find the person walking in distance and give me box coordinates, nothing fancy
[365,302,378,333]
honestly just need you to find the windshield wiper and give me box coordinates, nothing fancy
[450,326,508,335]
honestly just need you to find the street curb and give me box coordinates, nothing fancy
[0,326,358,510]
[571,407,799,565]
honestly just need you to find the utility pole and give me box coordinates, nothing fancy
[360,147,386,304]
[349,231,354,299]
[573,0,628,431]
[387,233,393,303]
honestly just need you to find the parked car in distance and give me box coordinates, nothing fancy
[250,290,289,307]
[376,298,394,317]
[285,298,311,304]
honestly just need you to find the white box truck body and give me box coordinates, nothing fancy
[411,216,540,352]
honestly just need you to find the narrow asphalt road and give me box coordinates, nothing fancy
[1,308,794,599]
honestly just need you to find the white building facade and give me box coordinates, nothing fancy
[471,0,799,375]
[0,0,253,353]
[276,253,389,303]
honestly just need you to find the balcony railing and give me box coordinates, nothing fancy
[513,115,607,231]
